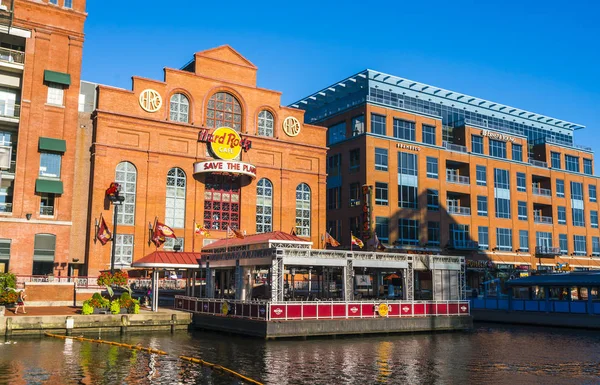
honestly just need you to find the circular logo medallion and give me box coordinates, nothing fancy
[378,303,389,317]
[282,116,301,137]
[139,89,162,112]
[222,301,229,315]
[209,127,243,160]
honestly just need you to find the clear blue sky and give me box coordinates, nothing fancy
[82,0,600,169]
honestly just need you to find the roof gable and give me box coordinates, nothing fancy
[196,45,257,69]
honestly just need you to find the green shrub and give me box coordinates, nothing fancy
[0,272,16,290]
[0,289,17,305]
[109,300,121,315]
[120,291,131,301]
[129,299,140,314]
[82,301,94,315]
[89,293,109,308]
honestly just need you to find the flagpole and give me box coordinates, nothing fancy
[192,220,196,253]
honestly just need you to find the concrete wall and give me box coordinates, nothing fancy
[193,313,472,339]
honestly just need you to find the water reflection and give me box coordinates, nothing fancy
[1,325,600,384]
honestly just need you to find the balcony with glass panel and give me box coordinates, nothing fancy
[446,161,470,186]
[532,175,552,197]
[535,245,560,257]
[0,47,24,71]
[533,204,552,225]
[446,193,471,216]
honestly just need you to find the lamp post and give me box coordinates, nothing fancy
[106,183,125,274]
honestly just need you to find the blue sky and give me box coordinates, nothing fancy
[82,0,600,168]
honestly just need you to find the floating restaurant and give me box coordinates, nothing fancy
[167,231,471,338]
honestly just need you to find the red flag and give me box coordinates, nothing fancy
[227,225,245,239]
[97,214,111,245]
[324,232,340,247]
[152,221,176,248]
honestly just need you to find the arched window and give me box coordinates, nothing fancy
[166,168,186,228]
[256,178,273,233]
[206,92,242,131]
[169,93,189,123]
[115,161,136,225]
[295,183,311,236]
[257,110,274,137]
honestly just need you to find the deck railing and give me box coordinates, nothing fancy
[0,47,24,65]
[15,275,197,290]
[532,186,552,196]
[174,296,471,321]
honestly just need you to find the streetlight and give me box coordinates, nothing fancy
[106,182,125,274]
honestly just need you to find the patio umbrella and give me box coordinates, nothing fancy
[384,273,400,281]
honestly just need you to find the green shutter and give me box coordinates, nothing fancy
[44,70,71,86]
[39,137,66,153]
[35,179,63,194]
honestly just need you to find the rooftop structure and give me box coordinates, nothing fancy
[290,69,590,152]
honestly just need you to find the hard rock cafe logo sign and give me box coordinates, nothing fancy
[282,116,301,137]
[273,307,283,316]
[139,89,162,113]
[197,127,252,161]
[480,129,516,143]
[194,127,257,179]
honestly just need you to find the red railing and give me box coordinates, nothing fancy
[174,296,470,321]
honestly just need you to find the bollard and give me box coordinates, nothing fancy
[65,317,74,336]
[0,306,5,337]
[5,317,12,337]
[120,315,129,335]
[171,314,177,333]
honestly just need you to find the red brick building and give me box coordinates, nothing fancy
[0,0,86,276]
[78,46,327,275]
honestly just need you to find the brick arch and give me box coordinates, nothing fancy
[254,105,279,137]
[165,88,195,124]
[202,86,248,133]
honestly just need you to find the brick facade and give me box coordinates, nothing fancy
[0,0,86,276]
[79,46,327,275]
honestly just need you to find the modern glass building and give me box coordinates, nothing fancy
[291,69,599,287]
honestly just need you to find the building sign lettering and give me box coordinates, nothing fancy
[139,89,162,113]
[480,130,516,143]
[361,185,373,240]
[193,160,257,179]
[396,143,421,151]
[197,127,252,161]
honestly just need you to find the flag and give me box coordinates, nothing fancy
[324,232,340,247]
[155,221,177,239]
[351,233,364,248]
[227,225,245,239]
[195,223,210,237]
[97,214,111,245]
[152,220,176,248]
[290,227,297,236]
[369,232,386,251]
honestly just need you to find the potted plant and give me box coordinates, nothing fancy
[83,292,110,314]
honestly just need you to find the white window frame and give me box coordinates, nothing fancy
[46,82,64,106]
[295,183,311,236]
[257,110,274,137]
[115,234,133,267]
[165,167,186,228]
[169,93,189,123]
[256,178,273,233]
[115,161,137,225]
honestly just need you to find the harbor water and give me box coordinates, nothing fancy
[0,324,599,384]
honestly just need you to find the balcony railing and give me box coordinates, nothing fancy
[442,141,468,153]
[449,240,479,250]
[534,215,553,224]
[40,206,54,216]
[446,172,470,185]
[0,101,20,119]
[447,205,471,216]
[0,202,12,213]
[0,47,24,65]
[532,186,552,196]
[535,246,561,257]
[533,136,593,153]
[528,159,548,168]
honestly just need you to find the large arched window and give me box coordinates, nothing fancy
[257,110,274,137]
[295,183,311,236]
[256,178,273,233]
[169,93,189,123]
[165,168,186,228]
[206,92,241,131]
[115,161,136,225]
